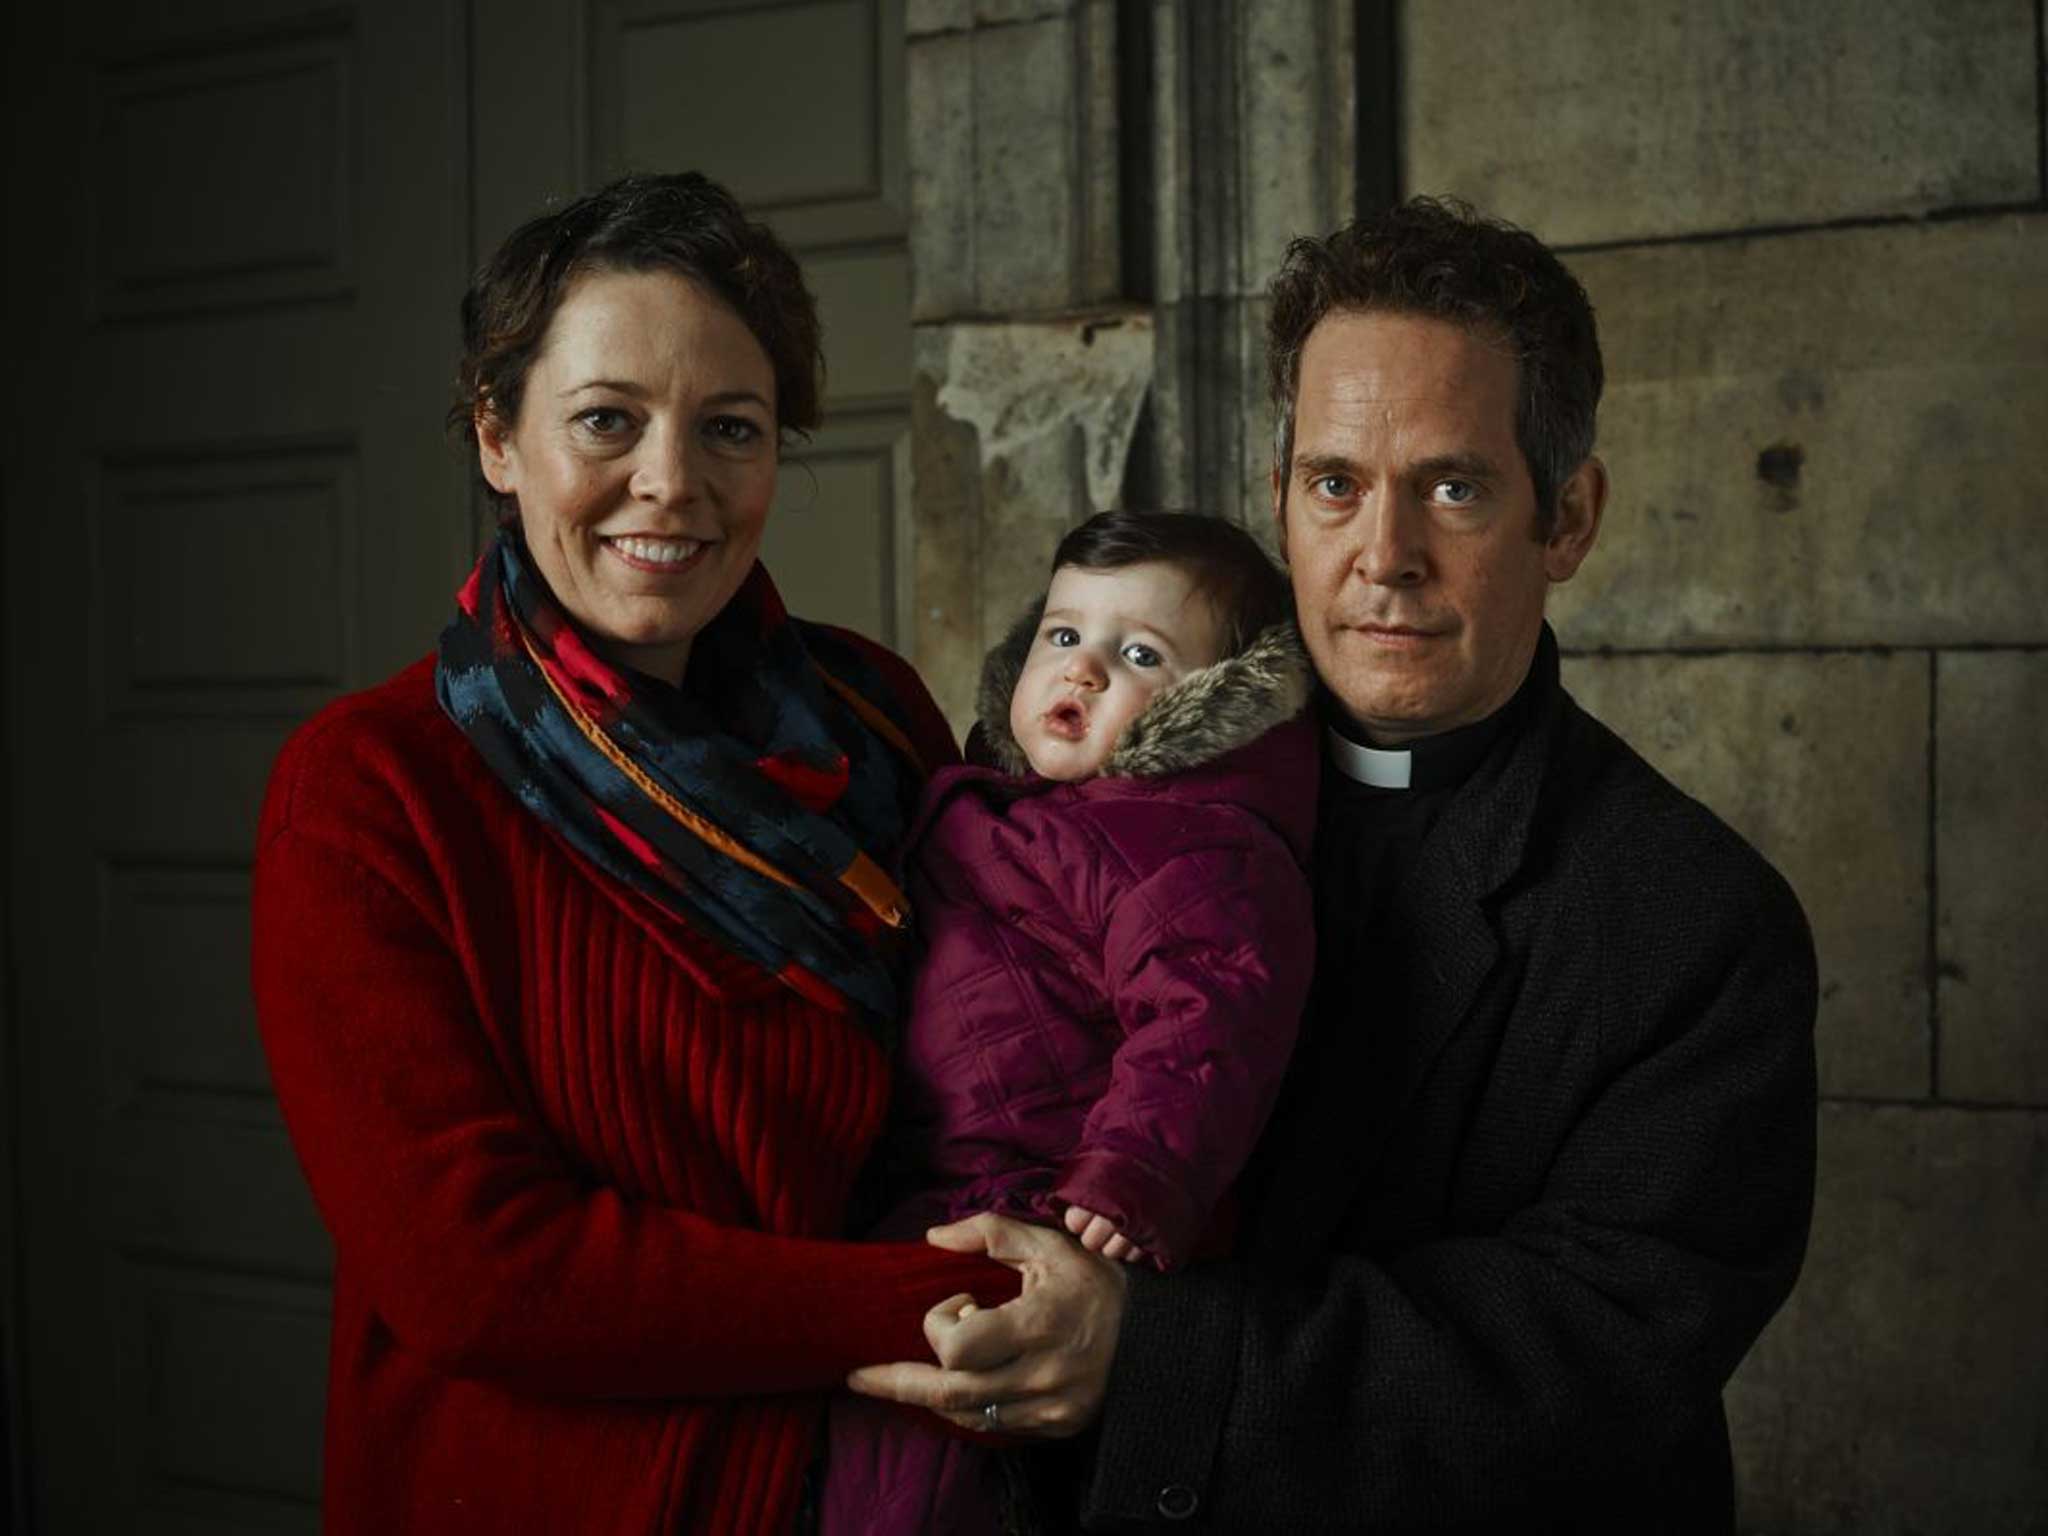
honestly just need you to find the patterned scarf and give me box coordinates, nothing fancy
[435,529,927,1039]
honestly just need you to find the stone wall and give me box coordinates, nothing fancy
[1408,7,2048,1528]
[906,2,2048,1528]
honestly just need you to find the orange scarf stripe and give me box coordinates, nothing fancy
[840,851,909,929]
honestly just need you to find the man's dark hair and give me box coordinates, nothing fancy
[1266,196,1603,530]
[450,171,822,507]
[1052,509,1295,660]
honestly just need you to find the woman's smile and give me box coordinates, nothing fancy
[477,266,780,683]
[603,533,711,573]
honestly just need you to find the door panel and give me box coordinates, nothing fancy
[5,1,470,1529]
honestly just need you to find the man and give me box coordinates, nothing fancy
[851,198,1818,1530]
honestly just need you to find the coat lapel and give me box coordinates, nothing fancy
[1360,637,1559,1171]
[1245,630,1565,1273]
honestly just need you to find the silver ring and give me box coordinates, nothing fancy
[981,1401,1002,1432]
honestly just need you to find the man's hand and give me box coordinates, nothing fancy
[845,1212,1128,1438]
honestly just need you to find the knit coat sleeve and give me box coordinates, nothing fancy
[252,724,1012,1403]
[1049,819,1314,1273]
[1077,852,1818,1528]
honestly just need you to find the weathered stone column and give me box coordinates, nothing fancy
[906,0,1141,726]
[905,0,1358,727]
[1144,0,1356,533]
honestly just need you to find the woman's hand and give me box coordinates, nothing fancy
[845,1212,1128,1438]
[1064,1203,1147,1264]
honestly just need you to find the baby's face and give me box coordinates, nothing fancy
[1008,560,1224,781]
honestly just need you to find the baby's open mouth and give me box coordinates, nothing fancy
[1044,700,1088,739]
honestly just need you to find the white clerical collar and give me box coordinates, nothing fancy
[1325,725,1412,788]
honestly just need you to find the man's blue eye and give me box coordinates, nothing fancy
[1436,479,1478,505]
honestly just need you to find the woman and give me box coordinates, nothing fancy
[252,172,1014,1535]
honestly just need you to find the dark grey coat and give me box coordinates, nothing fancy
[1078,628,1819,1532]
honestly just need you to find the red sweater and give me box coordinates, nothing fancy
[252,653,1015,1535]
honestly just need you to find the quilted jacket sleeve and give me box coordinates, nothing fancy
[1050,819,1314,1271]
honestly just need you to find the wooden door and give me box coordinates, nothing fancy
[2,2,471,1529]
[3,0,912,1527]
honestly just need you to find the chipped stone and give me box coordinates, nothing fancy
[1936,651,2048,1104]
[1402,0,2037,244]
[931,311,1154,515]
[1562,651,1929,1098]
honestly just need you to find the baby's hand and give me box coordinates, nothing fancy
[1062,1204,1147,1265]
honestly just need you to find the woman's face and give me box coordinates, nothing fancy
[478,267,779,683]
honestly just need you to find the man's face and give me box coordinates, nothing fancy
[1275,309,1602,744]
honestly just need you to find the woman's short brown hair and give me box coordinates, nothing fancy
[450,171,822,497]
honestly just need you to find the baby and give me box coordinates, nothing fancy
[823,509,1318,1534]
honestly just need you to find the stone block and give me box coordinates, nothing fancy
[1727,1103,2048,1533]
[907,31,978,320]
[910,6,1118,320]
[1936,651,2048,1105]
[977,426,1084,655]
[972,0,1075,21]
[1561,651,1929,1099]
[906,0,972,34]
[1550,216,2048,648]
[911,336,986,731]
[1402,0,2037,246]
[1235,0,1353,289]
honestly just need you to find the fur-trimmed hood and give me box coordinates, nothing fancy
[973,602,1313,778]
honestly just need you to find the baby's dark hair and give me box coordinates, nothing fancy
[1050,510,1294,660]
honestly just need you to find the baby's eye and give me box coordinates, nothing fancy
[1046,626,1080,648]
[1121,642,1162,668]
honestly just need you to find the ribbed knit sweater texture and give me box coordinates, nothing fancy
[253,654,1016,1535]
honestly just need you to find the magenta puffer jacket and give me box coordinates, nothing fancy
[875,618,1318,1271]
